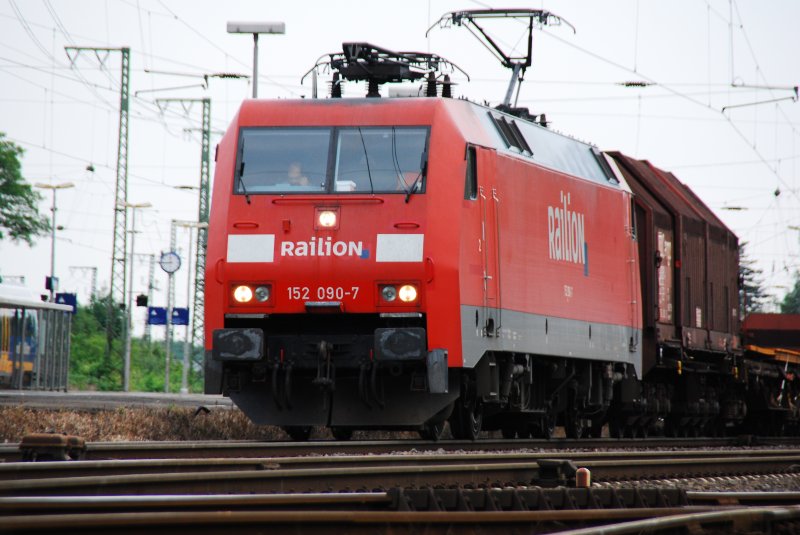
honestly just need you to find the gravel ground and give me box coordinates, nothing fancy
[595,473,800,492]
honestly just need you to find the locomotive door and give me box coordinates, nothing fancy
[477,146,500,337]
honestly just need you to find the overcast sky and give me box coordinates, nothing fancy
[1,0,798,335]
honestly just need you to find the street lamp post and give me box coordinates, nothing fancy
[226,21,285,98]
[122,201,151,392]
[34,182,74,301]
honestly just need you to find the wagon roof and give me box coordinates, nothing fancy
[606,151,735,237]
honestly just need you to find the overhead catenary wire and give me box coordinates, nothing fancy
[532,25,799,207]
[1,0,797,297]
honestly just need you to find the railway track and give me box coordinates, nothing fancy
[1,435,794,462]
[2,448,798,481]
[1,490,800,534]
[2,437,799,533]
[0,448,797,496]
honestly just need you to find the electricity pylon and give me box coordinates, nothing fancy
[155,98,211,368]
[66,46,130,369]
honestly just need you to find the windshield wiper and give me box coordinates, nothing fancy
[238,161,251,204]
[357,127,374,193]
[237,139,251,204]
[405,145,428,203]
[404,167,425,203]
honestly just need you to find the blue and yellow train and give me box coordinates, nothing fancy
[0,283,72,389]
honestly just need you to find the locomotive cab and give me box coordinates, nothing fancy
[204,99,467,438]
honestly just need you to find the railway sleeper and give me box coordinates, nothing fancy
[388,487,689,512]
[19,433,85,462]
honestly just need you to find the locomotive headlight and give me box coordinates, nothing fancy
[233,285,253,303]
[398,284,418,303]
[381,285,397,302]
[315,206,340,230]
[254,285,270,302]
[318,210,337,228]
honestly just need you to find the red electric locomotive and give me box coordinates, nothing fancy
[204,40,642,440]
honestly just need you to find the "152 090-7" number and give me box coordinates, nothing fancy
[287,286,360,300]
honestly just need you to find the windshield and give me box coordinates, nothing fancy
[236,126,428,195]
[237,128,330,193]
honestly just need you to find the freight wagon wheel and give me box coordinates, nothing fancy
[534,410,556,439]
[501,426,518,439]
[283,426,312,442]
[608,418,623,439]
[517,423,533,439]
[564,402,584,439]
[587,415,605,438]
[331,427,353,441]
[564,414,584,439]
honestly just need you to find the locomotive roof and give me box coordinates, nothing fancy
[235,97,622,189]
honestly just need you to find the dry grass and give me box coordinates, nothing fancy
[0,406,286,442]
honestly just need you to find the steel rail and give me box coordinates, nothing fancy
[687,491,800,505]
[557,505,800,535]
[4,436,796,462]
[580,454,800,481]
[0,507,721,534]
[0,453,798,497]
[0,461,544,497]
[3,490,799,513]
[0,492,392,512]
[3,449,799,481]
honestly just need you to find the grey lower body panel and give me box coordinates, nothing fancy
[461,305,642,377]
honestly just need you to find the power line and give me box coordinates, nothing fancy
[9,0,55,61]
[533,22,799,205]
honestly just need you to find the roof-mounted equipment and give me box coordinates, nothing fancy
[302,42,469,98]
[427,9,575,108]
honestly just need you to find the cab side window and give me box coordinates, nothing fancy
[464,145,477,200]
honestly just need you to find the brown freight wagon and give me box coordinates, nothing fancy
[607,152,740,375]
[742,313,800,352]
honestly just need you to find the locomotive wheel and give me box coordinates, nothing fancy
[449,400,483,441]
[283,426,312,442]
[331,427,353,441]
[419,420,445,441]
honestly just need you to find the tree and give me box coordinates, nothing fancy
[70,295,122,391]
[0,133,49,245]
[70,294,204,393]
[739,242,769,315]
[781,272,800,314]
